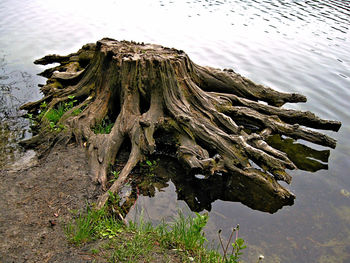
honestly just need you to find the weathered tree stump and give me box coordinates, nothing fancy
[21,38,341,209]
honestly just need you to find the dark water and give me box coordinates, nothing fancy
[1,0,350,262]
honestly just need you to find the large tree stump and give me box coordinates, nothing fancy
[21,38,341,209]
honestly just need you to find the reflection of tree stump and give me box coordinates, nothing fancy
[21,38,341,209]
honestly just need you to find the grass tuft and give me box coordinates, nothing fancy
[65,206,247,262]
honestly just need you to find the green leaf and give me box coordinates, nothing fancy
[40,101,47,108]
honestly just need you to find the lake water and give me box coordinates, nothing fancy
[1,0,350,262]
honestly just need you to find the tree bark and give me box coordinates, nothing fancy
[21,38,341,210]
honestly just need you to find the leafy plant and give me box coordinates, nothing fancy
[167,211,209,251]
[218,224,247,263]
[108,191,121,207]
[145,160,157,167]
[93,118,114,134]
[140,159,158,177]
[72,108,82,116]
[40,101,47,109]
[25,96,80,132]
[109,170,120,183]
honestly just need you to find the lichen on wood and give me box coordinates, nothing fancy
[21,38,341,210]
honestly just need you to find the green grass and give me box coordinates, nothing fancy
[46,104,65,123]
[158,212,208,251]
[25,96,80,131]
[65,206,247,263]
[66,206,123,245]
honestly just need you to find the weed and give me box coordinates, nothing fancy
[93,118,114,134]
[163,211,208,251]
[46,104,64,123]
[107,191,121,207]
[65,206,106,245]
[140,159,158,177]
[109,170,120,183]
[66,206,248,263]
[218,224,247,263]
[65,206,123,245]
[110,227,156,262]
[66,95,77,109]
[25,96,79,131]
[40,101,47,109]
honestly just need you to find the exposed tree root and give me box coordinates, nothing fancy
[21,38,341,210]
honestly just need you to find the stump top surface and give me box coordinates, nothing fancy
[97,38,185,62]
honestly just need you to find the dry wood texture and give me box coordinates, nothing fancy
[21,38,341,209]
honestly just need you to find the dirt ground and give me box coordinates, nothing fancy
[0,144,105,263]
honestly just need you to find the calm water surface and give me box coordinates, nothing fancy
[1,0,350,262]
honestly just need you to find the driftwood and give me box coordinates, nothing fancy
[21,38,341,210]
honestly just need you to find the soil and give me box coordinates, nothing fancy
[0,144,105,263]
[0,144,183,263]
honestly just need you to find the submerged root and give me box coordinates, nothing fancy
[22,38,341,211]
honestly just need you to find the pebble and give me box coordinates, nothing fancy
[340,189,350,197]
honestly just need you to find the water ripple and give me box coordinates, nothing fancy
[1,0,350,262]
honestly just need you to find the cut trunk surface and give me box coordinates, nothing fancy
[21,38,341,210]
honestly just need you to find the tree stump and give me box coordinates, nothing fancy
[21,38,341,209]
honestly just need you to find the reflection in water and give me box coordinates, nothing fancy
[158,161,294,214]
[0,56,30,167]
[121,129,334,216]
[121,128,334,215]
[267,134,330,172]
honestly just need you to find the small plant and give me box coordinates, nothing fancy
[65,206,106,245]
[218,224,247,263]
[25,96,80,132]
[90,248,99,254]
[45,96,79,130]
[72,108,82,116]
[93,118,114,134]
[65,206,123,245]
[140,159,158,177]
[65,95,77,110]
[108,191,121,207]
[40,101,47,109]
[164,212,208,250]
[109,170,120,183]
[25,113,36,127]
[145,160,157,167]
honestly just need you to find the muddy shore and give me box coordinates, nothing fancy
[0,145,106,263]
